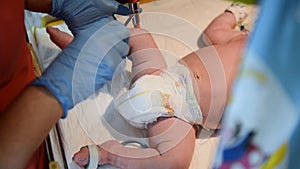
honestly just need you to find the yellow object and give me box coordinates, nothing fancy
[139,0,156,4]
[261,144,287,169]
[241,69,268,83]
[27,43,42,77]
[40,15,64,28]
[49,161,60,169]
[46,20,65,27]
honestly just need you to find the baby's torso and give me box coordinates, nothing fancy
[180,51,228,129]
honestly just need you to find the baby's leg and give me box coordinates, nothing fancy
[72,117,196,169]
[201,4,247,45]
[146,117,196,168]
[128,28,167,82]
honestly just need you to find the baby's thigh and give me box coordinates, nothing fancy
[147,117,196,154]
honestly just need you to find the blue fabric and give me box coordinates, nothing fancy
[31,0,130,117]
[223,133,253,161]
[247,1,300,167]
[289,122,300,169]
[214,0,300,168]
[247,0,300,110]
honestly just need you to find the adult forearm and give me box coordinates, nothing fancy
[0,86,63,169]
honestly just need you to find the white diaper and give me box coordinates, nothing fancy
[115,63,203,129]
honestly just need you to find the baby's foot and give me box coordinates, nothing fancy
[72,146,90,167]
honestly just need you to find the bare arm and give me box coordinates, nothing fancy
[0,86,63,169]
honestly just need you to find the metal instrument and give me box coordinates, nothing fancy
[125,0,141,28]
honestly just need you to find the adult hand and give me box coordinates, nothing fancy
[32,0,131,117]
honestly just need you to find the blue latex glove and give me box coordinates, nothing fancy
[32,0,131,117]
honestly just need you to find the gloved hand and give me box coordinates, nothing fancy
[32,0,131,117]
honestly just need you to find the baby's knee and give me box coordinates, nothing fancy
[129,27,151,37]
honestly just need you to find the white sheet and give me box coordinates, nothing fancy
[25,0,258,168]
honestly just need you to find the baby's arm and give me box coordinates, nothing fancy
[202,5,248,46]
